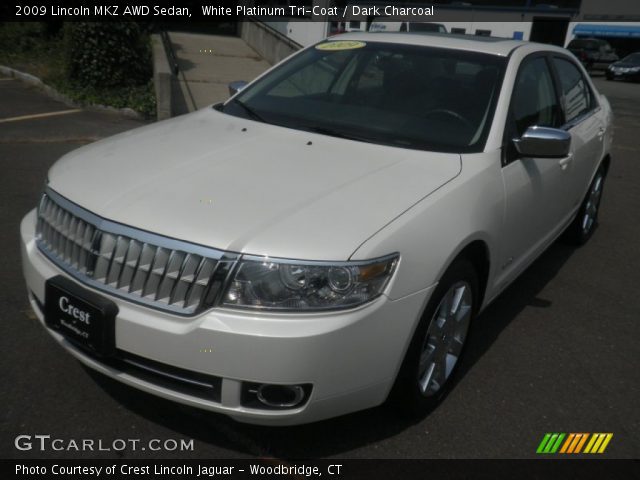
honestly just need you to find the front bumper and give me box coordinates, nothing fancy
[21,209,432,425]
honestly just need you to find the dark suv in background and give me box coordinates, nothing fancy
[567,38,619,72]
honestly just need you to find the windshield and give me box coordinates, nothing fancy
[222,41,506,153]
[622,52,640,64]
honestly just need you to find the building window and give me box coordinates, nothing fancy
[476,30,492,36]
[451,28,466,34]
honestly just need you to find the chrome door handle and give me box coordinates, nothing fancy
[597,127,605,140]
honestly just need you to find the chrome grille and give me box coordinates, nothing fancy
[36,190,236,315]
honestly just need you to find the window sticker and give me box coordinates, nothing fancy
[315,41,366,51]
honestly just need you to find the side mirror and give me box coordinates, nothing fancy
[228,81,248,97]
[513,126,571,158]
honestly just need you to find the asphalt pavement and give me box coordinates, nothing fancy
[0,74,638,460]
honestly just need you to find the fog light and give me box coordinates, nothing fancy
[257,384,305,408]
[241,382,312,410]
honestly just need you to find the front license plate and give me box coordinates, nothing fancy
[45,276,118,357]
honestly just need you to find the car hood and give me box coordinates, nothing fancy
[48,108,461,260]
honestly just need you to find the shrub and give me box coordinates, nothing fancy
[63,22,151,88]
[0,22,48,53]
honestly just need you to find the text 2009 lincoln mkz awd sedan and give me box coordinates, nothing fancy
[21,33,612,425]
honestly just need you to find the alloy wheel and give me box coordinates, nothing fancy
[418,281,473,397]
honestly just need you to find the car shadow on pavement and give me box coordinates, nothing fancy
[87,239,577,458]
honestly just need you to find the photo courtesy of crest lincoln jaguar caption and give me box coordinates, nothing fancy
[21,31,614,426]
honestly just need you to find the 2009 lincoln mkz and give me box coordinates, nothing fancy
[20,33,613,425]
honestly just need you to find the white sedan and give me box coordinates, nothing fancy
[20,33,613,425]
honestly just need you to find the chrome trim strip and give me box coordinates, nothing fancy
[122,358,216,390]
[240,252,400,267]
[184,256,207,307]
[169,253,191,306]
[142,245,160,298]
[155,249,176,302]
[562,106,601,131]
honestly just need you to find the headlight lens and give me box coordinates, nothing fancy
[222,254,398,311]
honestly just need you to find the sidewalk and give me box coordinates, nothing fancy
[169,32,271,114]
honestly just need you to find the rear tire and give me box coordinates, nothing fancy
[389,258,478,417]
[563,165,606,245]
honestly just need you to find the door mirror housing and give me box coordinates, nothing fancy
[513,126,571,158]
[228,81,248,97]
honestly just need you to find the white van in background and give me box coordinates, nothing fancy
[368,21,448,33]
[329,20,366,36]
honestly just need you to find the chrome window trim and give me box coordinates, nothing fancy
[550,53,601,130]
[561,106,601,131]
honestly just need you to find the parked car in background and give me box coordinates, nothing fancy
[606,52,640,81]
[567,37,618,72]
[21,33,613,425]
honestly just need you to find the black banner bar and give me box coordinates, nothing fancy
[2,1,640,22]
[3,459,639,480]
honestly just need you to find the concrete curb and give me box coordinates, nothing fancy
[151,34,173,120]
[0,65,144,120]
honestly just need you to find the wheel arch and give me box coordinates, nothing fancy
[449,239,491,312]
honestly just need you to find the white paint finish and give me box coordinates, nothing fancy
[22,35,613,424]
[48,108,461,261]
[21,217,431,424]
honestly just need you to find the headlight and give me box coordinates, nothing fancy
[222,254,398,311]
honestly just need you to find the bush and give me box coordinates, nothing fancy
[0,22,48,54]
[63,22,152,88]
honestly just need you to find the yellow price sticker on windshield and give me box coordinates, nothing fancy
[316,41,366,51]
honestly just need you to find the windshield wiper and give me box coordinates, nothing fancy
[232,99,266,123]
[300,125,435,150]
[299,125,372,143]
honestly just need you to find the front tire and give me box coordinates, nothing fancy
[390,259,478,416]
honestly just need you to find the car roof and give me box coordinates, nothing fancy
[331,32,529,57]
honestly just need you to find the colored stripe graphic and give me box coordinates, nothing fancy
[536,433,565,454]
[574,433,589,453]
[559,433,575,453]
[537,433,613,454]
[584,433,614,454]
[536,433,552,454]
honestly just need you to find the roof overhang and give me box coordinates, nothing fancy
[574,24,640,38]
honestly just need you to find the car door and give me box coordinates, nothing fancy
[550,55,605,211]
[498,54,575,286]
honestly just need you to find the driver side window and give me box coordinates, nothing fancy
[511,57,561,137]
